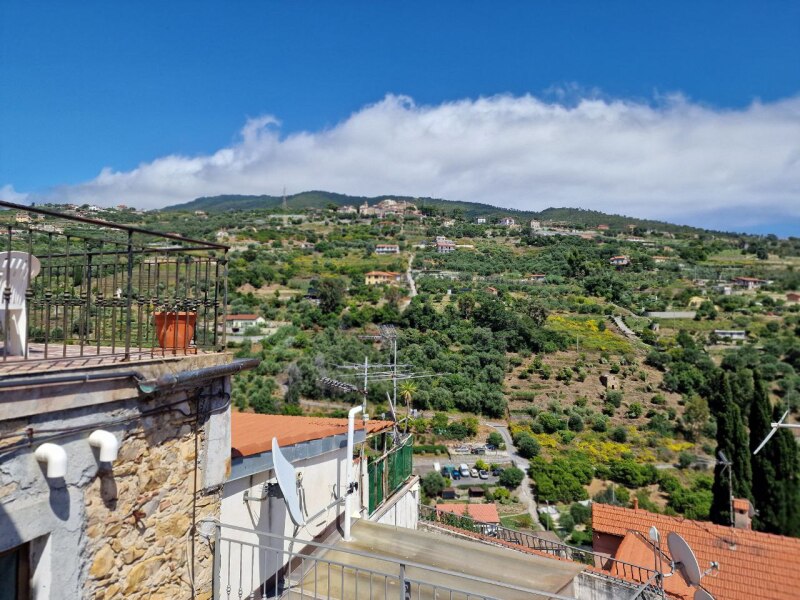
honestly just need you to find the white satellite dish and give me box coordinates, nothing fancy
[272,437,304,526]
[694,588,715,600]
[668,532,702,586]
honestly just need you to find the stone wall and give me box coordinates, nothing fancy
[0,361,233,599]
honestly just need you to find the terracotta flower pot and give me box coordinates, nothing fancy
[154,311,197,352]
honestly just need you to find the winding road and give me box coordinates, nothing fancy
[486,422,539,520]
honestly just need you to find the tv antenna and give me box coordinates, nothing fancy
[752,409,793,455]
[717,451,734,527]
[352,325,442,433]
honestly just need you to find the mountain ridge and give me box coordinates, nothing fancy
[162,190,712,234]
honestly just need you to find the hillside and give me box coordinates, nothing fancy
[163,190,710,235]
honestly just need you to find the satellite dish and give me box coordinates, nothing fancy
[694,588,715,600]
[272,437,304,526]
[668,532,702,586]
[649,526,660,544]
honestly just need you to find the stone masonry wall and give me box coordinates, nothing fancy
[83,390,221,599]
[0,373,231,600]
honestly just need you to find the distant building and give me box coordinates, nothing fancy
[652,255,670,264]
[601,373,620,390]
[527,273,546,282]
[713,329,747,342]
[365,271,403,285]
[485,286,499,296]
[375,244,400,255]
[226,314,266,333]
[499,217,516,227]
[194,210,208,218]
[337,204,358,214]
[597,224,609,231]
[436,240,456,254]
[14,211,31,224]
[442,219,455,227]
[609,255,630,267]
[733,276,768,290]
[530,219,542,230]
[786,292,800,303]
[475,217,487,224]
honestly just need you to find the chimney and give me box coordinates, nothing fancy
[632,497,639,510]
[733,498,754,530]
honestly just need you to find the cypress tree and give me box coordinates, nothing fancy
[750,372,782,532]
[772,412,800,537]
[710,391,752,525]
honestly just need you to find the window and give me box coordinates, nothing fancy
[0,543,30,600]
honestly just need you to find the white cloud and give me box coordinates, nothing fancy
[0,184,29,204]
[17,93,800,227]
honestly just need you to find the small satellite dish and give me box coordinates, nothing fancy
[668,532,702,586]
[272,437,304,526]
[694,588,715,600]
[649,526,660,544]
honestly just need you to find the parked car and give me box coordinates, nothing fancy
[471,447,486,455]
[479,470,489,480]
[460,463,470,477]
[491,467,504,477]
[451,469,461,480]
[440,466,452,478]
[470,467,479,478]
[486,444,497,451]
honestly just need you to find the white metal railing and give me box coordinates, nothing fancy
[209,520,577,600]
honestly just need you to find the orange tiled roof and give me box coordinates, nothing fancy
[732,498,751,512]
[365,271,400,277]
[435,503,500,523]
[225,314,260,321]
[593,503,800,600]
[231,413,394,458]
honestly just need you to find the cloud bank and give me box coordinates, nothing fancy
[5,93,800,228]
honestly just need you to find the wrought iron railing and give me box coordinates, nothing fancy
[419,504,660,588]
[209,520,577,600]
[0,201,228,366]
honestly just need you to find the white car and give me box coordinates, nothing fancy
[470,468,479,478]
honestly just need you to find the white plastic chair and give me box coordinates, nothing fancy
[0,251,41,355]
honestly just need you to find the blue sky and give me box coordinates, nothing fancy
[1,2,799,234]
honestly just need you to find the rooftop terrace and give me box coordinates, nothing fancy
[0,200,229,378]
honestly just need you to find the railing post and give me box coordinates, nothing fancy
[125,230,133,360]
[399,562,408,600]
[212,523,221,600]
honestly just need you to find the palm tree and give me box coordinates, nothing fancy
[399,381,418,413]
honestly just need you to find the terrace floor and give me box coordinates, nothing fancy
[0,342,213,377]
[290,520,583,599]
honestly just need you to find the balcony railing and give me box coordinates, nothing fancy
[209,521,578,600]
[419,505,661,592]
[0,201,228,370]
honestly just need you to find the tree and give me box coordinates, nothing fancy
[421,471,446,497]
[487,432,504,448]
[750,372,800,536]
[515,434,541,459]
[682,394,710,441]
[710,400,752,526]
[499,466,525,489]
[316,277,346,313]
[399,381,418,410]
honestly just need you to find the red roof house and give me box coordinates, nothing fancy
[592,503,800,600]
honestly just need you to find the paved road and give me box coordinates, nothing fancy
[486,422,538,520]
